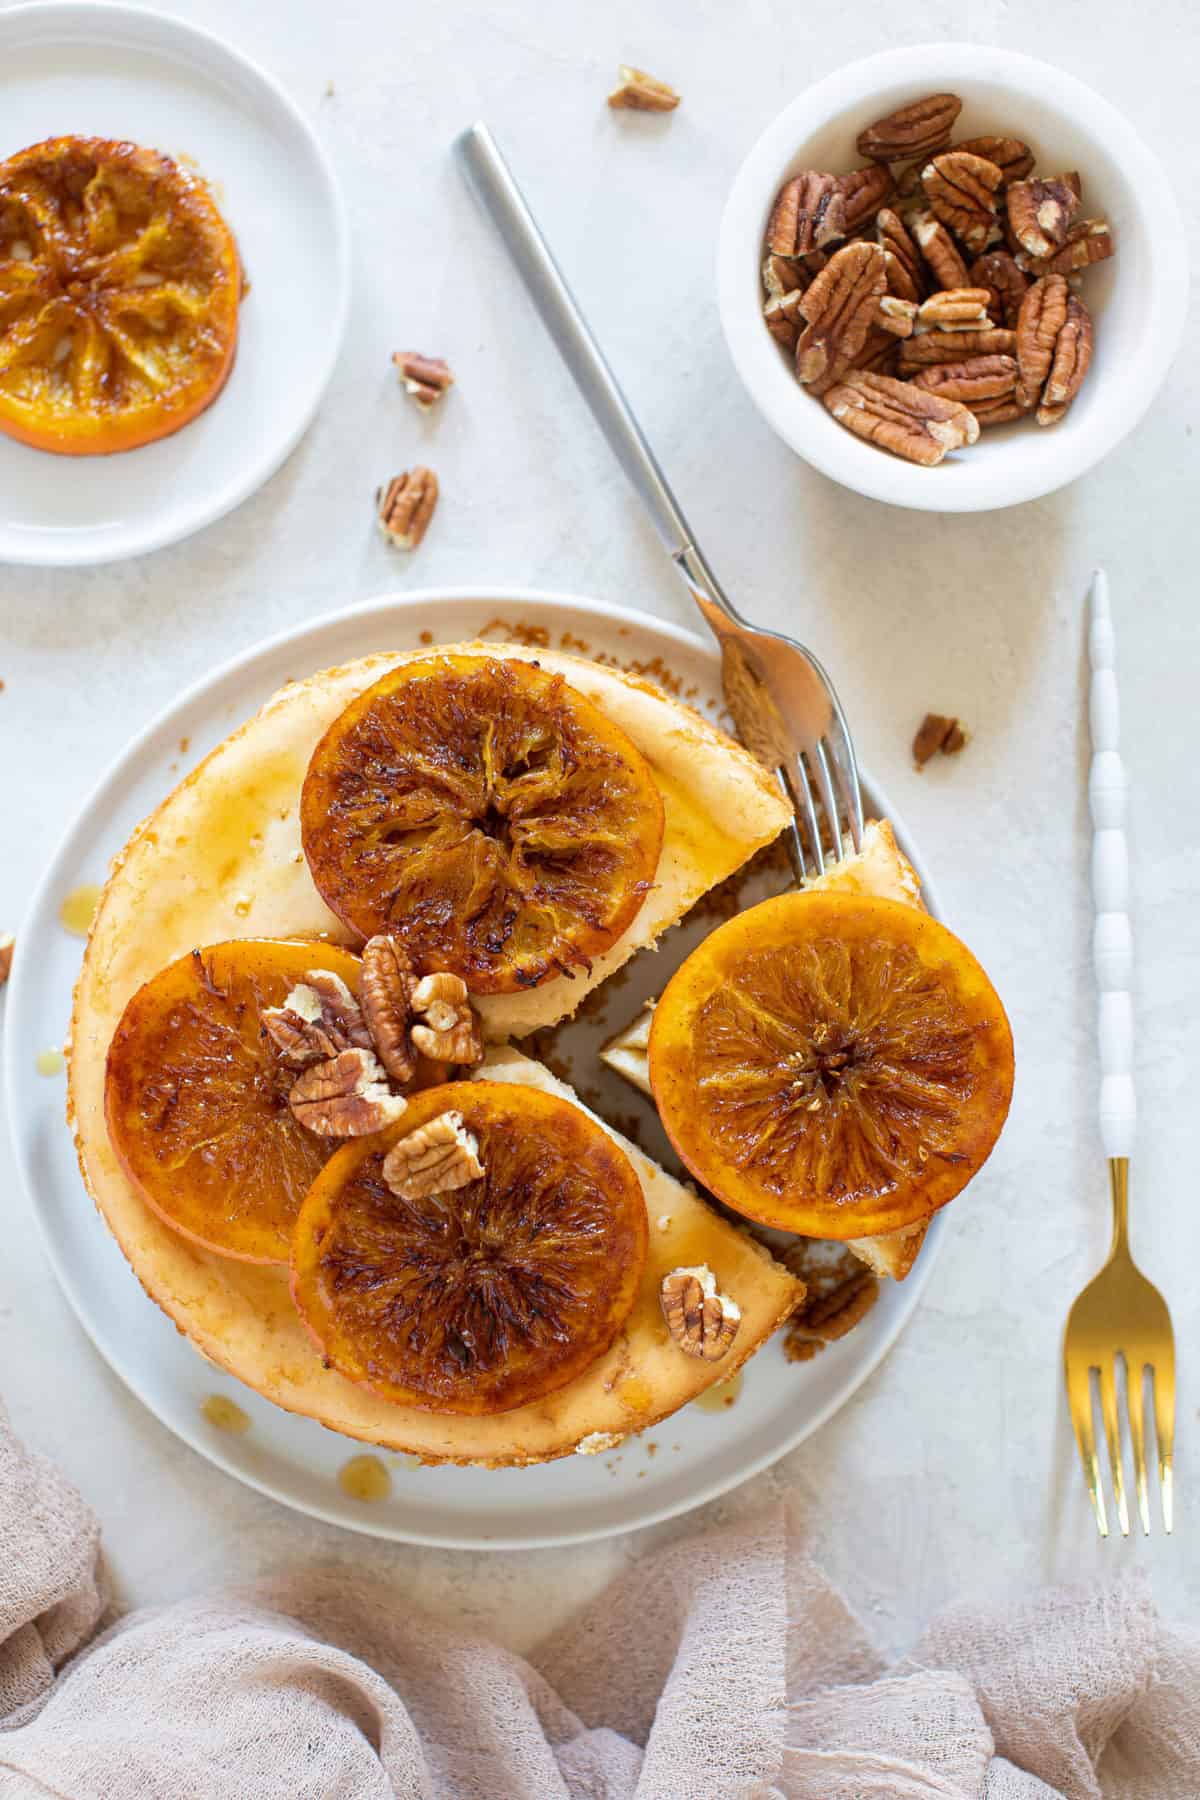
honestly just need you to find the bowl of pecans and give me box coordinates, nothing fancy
[717,45,1187,511]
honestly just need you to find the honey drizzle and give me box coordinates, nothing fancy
[58,884,101,936]
[338,1454,392,1502]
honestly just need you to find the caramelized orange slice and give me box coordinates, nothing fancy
[105,940,364,1264]
[300,653,665,993]
[0,137,240,455]
[291,1081,648,1414]
[649,891,1013,1238]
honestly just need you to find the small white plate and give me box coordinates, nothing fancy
[0,3,349,566]
[5,591,946,1547]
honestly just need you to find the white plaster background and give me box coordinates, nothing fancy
[1,0,1197,1661]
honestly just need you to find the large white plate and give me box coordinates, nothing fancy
[4,590,946,1547]
[0,3,349,566]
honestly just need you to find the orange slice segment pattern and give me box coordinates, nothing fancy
[649,890,1014,1238]
[105,940,365,1264]
[291,1081,649,1415]
[300,654,666,993]
[0,137,241,455]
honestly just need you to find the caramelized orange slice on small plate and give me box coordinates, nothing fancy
[0,136,241,455]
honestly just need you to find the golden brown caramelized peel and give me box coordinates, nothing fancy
[291,1081,648,1415]
[105,940,364,1265]
[0,137,241,455]
[300,653,665,994]
[649,891,1013,1239]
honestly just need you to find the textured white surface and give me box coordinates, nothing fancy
[0,0,1197,1658]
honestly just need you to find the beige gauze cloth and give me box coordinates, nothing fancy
[1,1401,1197,1799]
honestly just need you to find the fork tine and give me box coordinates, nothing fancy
[1125,1359,1151,1536]
[783,755,826,877]
[774,771,812,883]
[1097,1361,1130,1536]
[1151,1361,1175,1534]
[812,739,843,860]
[804,648,864,851]
[1066,1360,1109,1537]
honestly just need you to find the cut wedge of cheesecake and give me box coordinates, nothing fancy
[599,819,934,1281]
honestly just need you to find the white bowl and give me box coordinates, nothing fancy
[717,45,1187,512]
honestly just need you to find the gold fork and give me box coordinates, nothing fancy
[1063,571,1175,1536]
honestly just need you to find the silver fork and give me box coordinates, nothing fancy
[455,123,863,877]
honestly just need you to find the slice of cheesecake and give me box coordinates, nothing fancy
[599,819,931,1282]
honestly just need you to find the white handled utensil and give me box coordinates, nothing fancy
[1063,570,1175,1536]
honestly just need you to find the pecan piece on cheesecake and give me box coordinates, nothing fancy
[660,1265,741,1361]
[288,1047,408,1137]
[382,1109,484,1199]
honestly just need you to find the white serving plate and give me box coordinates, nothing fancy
[4,589,946,1547]
[0,3,349,566]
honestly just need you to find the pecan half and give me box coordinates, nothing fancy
[1037,294,1093,426]
[921,151,1004,253]
[822,370,978,466]
[382,1109,484,1200]
[1025,218,1114,277]
[1006,174,1081,259]
[607,66,679,111]
[767,171,846,257]
[875,208,924,301]
[392,351,454,410]
[954,135,1035,183]
[262,971,372,1069]
[781,1240,879,1354]
[288,1047,408,1137]
[856,92,961,162]
[1014,272,1070,405]
[409,973,484,1065]
[913,712,969,766]
[660,1265,741,1361]
[762,252,813,299]
[898,327,1016,371]
[915,287,993,333]
[0,932,12,988]
[794,241,886,388]
[876,295,918,338]
[377,467,438,550]
[969,251,1029,326]
[850,326,900,377]
[360,935,417,1086]
[911,211,969,290]
[910,353,1021,410]
[838,165,894,232]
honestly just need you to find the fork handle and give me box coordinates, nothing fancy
[455,122,743,633]
[1089,570,1135,1158]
